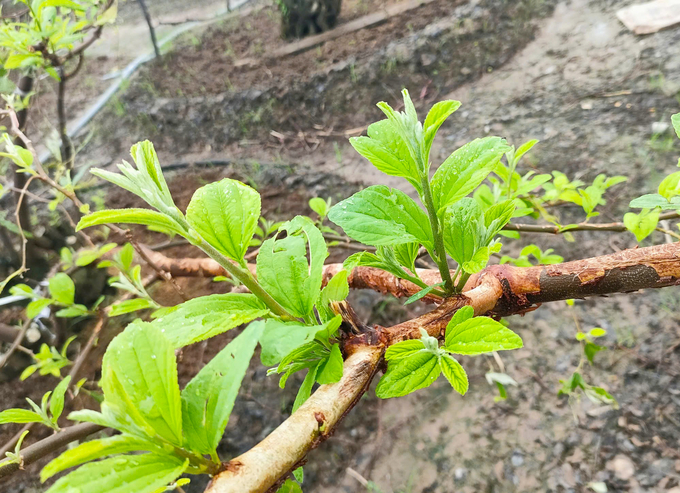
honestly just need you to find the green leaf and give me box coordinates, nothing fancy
[40,0,86,12]
[513,139,539,163]
[431,137,511,212]
[447,306,474,333]
[584,342,605,364]
[350,120,420,191]
[316,343,343,384]
[44,454,187,493]
[462,244,498,274]
[4,54,41,69]
[375,351,440,398]
[393,241,420,274]
[182,321,263,455]
[49,273,75,306]
[658,171,680,201]
[76,208,184,235]
[0,408,43,424]
[442,198,484,265]
[56,305,89,318]
[148,293,269,347]
[309,197,330,218]
[41,434,161,481]
[259,316,342,366]
[439,354,468,395]
[316,270,349,322]
[629,193,680,210]
[404,282,444,305]
[27,298,52,318]
[50,376,71,423]
[186,178,261,262]
[445,317,523,355]
[257,217,328,318]
[108,298,156,317]
[384,339,425,361]
[277,479,303,493]
[101,323,183,445]
[423,100,461,155]
[624,209,660,242]
[328,185,433,248]
[292,364,319,412]
[672,113,680,139]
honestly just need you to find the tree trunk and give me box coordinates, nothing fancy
[280,0,342,39]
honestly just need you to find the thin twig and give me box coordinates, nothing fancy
[0,322,28,370]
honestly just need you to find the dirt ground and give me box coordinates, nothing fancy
[2,0,680,492]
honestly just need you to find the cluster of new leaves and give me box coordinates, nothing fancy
[10,271,97,318]
[624,114,680,241]
[0,0,116,82]
[0,376,70,431]
[327,90,519,295]
[376,307,522,398]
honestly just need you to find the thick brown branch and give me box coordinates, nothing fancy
[468,242,680,316]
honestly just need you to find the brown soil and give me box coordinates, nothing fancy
[147,0,462,96]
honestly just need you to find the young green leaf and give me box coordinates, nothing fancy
[148,293,269,347]
[624,209,660,242]
[49,273,75,306]
[0,408,43,425]
[256,217,328,318]
[384,339,426,361]
[393,241,420,274]
[277,479,303,493]
[108,298,156,317]
[49,376,71,424]
[76,208,185,236]
[90,141,178,218]
[439,354,468,395]
[316,270,349,322]
[629,193,680,210]
[41,434,163,481]
[376,351,440,398]
[448,306,474,330]
[442,198,484,266]
[308,197,330,218]
[350,120,421,191]
[423,100,461,156]
[44,454,188,493]
[182,321,264,455]
[26,298,52,318]
[403,282,445,305]
[101,323,183,445]
[316,343,343,385]
[431,137,511,212]
[260,316,342,366]
[292,363,319,412]
[672,113,680,139]
[328,186,433,248]
[186,178,261,262]
[445,317,523,355]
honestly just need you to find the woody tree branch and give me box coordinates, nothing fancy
[204,241,680,493]
[2,243,679,487]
